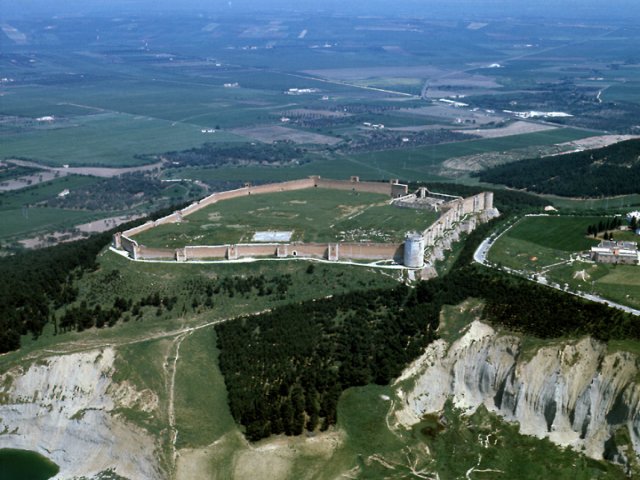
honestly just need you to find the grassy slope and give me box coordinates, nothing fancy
[167,299,629,479]
[174,327,237,449]
[0,246,633,479]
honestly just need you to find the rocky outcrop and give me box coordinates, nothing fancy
[395,321,640,471]
[0,348,162,480]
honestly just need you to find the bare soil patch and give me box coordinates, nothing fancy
[7,158,165,178]
[280,109,351,118]
[0,170,65,192]
[455,121,557,139]
[232,125,341,145]
[303,66,446,80]
[556,134,640,151]
[402,106,503,125]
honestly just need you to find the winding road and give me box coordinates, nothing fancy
[473,220,640,317]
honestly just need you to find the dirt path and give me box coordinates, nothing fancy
[19,308,273,367]
[167,331,192,476]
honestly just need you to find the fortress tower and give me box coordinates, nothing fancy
[404,233,425,268]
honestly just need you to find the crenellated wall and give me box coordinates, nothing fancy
[313,177,408,197]
[176,178,316,219]
[175,242,402,263]
[111,177,496,269]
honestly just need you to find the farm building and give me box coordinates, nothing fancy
[590,240,639,265]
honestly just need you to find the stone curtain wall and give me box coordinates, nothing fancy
[120,176,409,240]
[112,177,495,267]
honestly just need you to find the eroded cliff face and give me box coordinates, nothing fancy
[0,348,162,480]
[394,321,640,471]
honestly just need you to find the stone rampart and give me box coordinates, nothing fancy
[176,178,316,219]
[137,246,174,260]
[287,244,328,259]
[120,235,139,259]
[338,243,403,261]
[236,244,280,258]
[154,212,181,226]
[158,242,403,263]
[184,246,228,260]
[313,177,407,197]
[123,221,155,238]
[112,176,496,269]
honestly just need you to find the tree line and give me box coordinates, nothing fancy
[163,142,308,169]
[0,202,191,353]
[474,139,640,197]
[586,217,623,238]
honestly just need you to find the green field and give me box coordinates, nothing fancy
[0,112,246,167]
[551,262,640,310]
[543,194,640,212]
[165,128,598,186]
[0,207,108,241]
[0,175,99,210]
[489,215,602,271]
[489,215,640,309]
[351,128,597,178]
[133,188,438,248]
[489,215,604,270]
[0,175,104,243]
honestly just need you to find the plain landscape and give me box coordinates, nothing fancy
[1,1,640,479]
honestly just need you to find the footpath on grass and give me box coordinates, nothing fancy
[474,215,640,317]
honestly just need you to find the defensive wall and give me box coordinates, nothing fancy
[112,176,496,270]
[121,176,408,240]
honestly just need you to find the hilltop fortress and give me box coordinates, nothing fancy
[112,176,498,274]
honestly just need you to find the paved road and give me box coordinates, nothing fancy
[474,218,640,317]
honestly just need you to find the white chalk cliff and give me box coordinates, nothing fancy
[0,348,162,480]
[395,321,640,471]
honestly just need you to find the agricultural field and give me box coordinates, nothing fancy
[488,215,640,309]
[0,173,204,247]
[0,204,110,244]
[133,188,438,248]
[489,216,604,270]
[0,111,246,168]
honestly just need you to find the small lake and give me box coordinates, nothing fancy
[0,448,59,480]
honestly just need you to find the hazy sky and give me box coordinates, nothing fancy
[3,0,640,19]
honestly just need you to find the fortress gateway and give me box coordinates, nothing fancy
[112,176,498,272]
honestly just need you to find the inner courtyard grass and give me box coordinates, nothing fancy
[132,188,438,248]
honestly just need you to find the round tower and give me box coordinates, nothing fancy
[404,233,425,268]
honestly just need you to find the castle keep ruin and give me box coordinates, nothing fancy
[112,176,498,271]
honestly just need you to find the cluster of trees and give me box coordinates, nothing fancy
[475,139,640,197]
[183,273,292,306]
[216,285,437,441]
[164,142,307,169]
[0,231,111,352]
[586,217,623,238]
[467,81,600,114]
[46,174,171,211]
[57,293,179,333]
[0,203,191,353]
[340,129,476,153]
[56,270,294,335]
[0,165,39,182]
